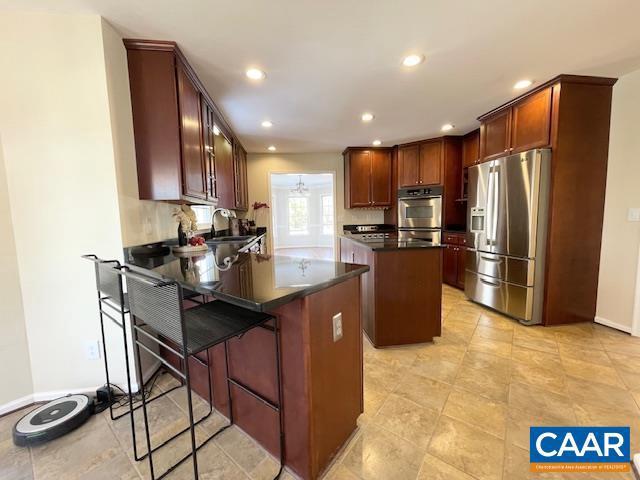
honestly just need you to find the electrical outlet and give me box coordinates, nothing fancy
[332,313,343,342]
[628,208,640,222]
[85,340,101,360]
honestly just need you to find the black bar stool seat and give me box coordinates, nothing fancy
[182,302,272,355]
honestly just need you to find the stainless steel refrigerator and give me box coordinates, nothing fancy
[465,149,551,325]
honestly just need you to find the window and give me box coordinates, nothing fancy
[322,195,334,235]
[189,205,212,229]
[288,197,309,235]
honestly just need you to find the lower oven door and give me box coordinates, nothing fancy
[464,271,535,322]
[398,229,441,244]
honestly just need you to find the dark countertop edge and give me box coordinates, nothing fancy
[125,259,370,313]
[340,235,443,251]
[211,264,370,312]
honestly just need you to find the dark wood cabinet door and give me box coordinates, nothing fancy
[214,131,235,209]
[370,150,392,206]
[443,244,458,286]
[201,100,217,201]
[348,150,372,207]
[398,145,420,187]
[419,140,442,185]
[511,88,552,153]
[176,65,206,200]
[233,144,249,210]
[456,247,466,289]
[462,129,480,168]
[480,108,512,161]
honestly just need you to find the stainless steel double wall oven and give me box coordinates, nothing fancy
[397,186,443,244]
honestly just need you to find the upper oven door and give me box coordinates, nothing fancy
[397,197,442,229]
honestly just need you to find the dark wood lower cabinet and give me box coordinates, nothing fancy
[442,232,466,290]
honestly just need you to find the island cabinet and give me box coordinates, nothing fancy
[343,147,393,208]
[339,237,442,347]
[124,39,247,208]
[479,86,552,162]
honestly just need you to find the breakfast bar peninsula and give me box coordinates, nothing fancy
[124,244,368,480]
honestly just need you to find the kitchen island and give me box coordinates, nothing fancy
[124,243,368,480]
[339,236,442,347]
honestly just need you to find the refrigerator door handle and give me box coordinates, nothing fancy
[480,255,502,263]
[479,277,501,288]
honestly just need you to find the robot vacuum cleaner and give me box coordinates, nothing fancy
[13,394,92,447]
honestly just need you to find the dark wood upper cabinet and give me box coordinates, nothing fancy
[371,150,392,206]
[343,148,392,208]
[124,39,247,206]
[176,64,206,200]
[214,131,235,209]
[511,87,552,153]
[419,140,443,186]
[462,129,480,168]
[345,150,371,207]
[201,100,218,201]
[398,141,442,187]
[480,108,512,161]
[398,145,420,187]
[233,144,249,211]
[479,86,553,162]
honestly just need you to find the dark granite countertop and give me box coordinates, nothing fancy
[340,235,442,251]
[123,242,369,312]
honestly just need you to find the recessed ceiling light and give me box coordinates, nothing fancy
[372,140,382,146]
[213,125,220,136]
[361,112,374,122]
[268,145,276,151]
[261,120,273,128]
[402,54,424,67]
[246,68,266,80]
[441,123,455,132]
[514,79,533,90]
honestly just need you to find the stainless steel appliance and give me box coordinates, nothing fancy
[397,186,442,244]
[343,224,396,240]
[465,149,550,325]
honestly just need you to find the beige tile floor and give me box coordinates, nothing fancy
[2,285,640,480]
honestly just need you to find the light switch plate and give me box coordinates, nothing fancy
[628,208,640,222]
[332,313,343,342]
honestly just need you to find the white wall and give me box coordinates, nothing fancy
[0,135,33,408]
[0,13,129,399]
[101,18,186,248]
[596,68,640,333]
[247,153,386,253]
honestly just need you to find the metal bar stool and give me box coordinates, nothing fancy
[82,255,195,462]
[119,266,285,480]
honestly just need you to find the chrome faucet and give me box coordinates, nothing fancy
[211,208,236,237]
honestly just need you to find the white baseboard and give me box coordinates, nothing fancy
[0,359,163,417]
[595,315,633,334]
[0,394,37,417]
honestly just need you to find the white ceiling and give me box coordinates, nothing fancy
[3,0,640,153]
